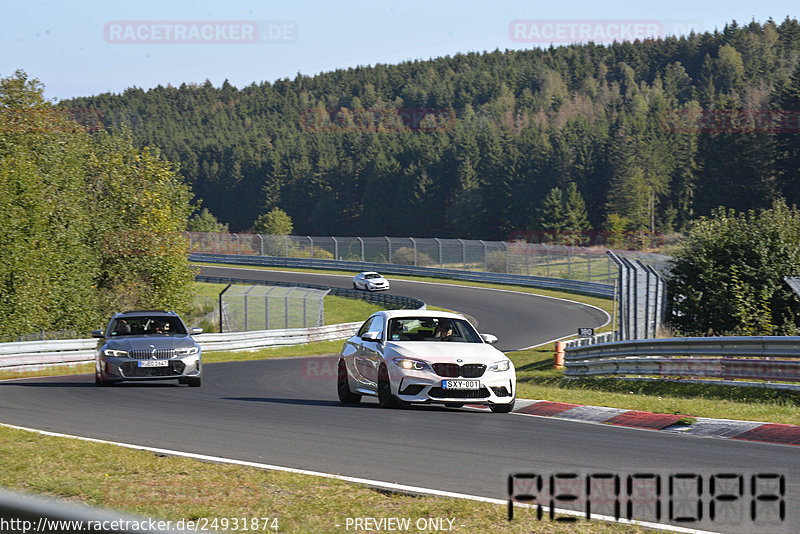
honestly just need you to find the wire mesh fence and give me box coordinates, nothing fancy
[220,284,329,333]
[188,232,669,284]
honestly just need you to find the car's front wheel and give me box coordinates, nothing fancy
[353,282,359,290]
[337,360,361,404]
[377,364,403,409]
[95,372,114,387]
[490,397,515,413]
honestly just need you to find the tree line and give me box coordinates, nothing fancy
[62,19,800,244]
[0,71,195,341]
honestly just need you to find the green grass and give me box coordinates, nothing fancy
[0,425,646,534]
[509,346,800,425]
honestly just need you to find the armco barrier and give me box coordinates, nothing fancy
[564,336,800,383]
[1,276,425,372]
[0,323,365,372]
[190,253,615,298]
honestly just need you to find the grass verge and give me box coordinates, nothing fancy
[0,425,645,533]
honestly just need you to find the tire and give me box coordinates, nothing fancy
[377,364,402,409]
[444,403,464,408]
[337,360,361,404]
[353,282,359,290]
[95,373,114,387]
[490,397,515,413]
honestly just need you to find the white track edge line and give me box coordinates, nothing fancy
[0,422,718,534]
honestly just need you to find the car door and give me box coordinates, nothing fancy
[358,315,385,388]
[351,315,381,388]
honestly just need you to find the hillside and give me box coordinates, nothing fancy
[64,19,800,241]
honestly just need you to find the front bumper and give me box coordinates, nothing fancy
[388,363,515,406]
[97,354,201,382]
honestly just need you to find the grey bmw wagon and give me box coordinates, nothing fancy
[92,310,202,387]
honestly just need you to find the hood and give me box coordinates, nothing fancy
[385,341,507,365]
[105,335,197,351]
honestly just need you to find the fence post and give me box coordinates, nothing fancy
[385,236,392,264]
[332,236,339,260]
[504,241,509,273]
[458,239,466,269]
[410,237,417,265]
[258,234,264,256]
[435,238,442,268]
[357,237,364,262]
[308,236,314,259]
[218,284,232,333]
[480,240,487,271]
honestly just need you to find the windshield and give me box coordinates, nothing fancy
[110,316,187,336]
[365,273,382,279]
[387,317,482,343]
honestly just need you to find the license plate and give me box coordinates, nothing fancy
[442,379,480,390]
[138,360,169,368]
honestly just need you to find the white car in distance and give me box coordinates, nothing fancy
[353,271,390,291]
[337,310,516,412]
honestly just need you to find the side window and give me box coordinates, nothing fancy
[366,316,385,338]
[357,316,383,337]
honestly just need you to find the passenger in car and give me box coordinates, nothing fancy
[434,321,454,341]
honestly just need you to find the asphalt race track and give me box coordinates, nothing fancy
[1,267,797,533]
[196,265,610,351]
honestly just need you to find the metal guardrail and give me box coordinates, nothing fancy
[1,276,424,372]
[564,336,800,383]
[191,253,615,298]
[0,323,365,372]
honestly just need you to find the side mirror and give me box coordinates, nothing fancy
[480,333,498,344]
[360,331,381,342]
[91,330,104,339]
[191,327,204,335]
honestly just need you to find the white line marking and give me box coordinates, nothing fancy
[0,422,718,534]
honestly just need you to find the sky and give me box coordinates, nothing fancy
[1,0,797,102]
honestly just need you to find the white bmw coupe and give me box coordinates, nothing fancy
[337,310,516,412]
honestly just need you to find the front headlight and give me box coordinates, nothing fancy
[102,349,128,358]
[489,359,511,372]
[392,357,430,371]
[175,346,199,356]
